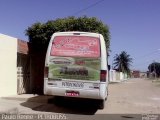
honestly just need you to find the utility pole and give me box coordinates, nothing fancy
[149,64,151,78]
[153,60,157,79]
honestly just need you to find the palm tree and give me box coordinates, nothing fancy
[113,51,133,74]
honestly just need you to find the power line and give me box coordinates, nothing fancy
[136,49,160,59]
[72,0,105,16]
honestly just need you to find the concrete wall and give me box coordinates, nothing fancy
[0,34,17,97]
[109,70,128,82]
[110,70,116,82]
[116,72,120,80]
[120,72,124,80]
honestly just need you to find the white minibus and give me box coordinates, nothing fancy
[44,32,108,109]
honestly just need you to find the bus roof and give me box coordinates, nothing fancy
[52,31,101,38]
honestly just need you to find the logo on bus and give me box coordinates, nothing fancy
[50,58,74,65]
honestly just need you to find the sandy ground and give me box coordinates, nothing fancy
[98,78,160,114]
[0,78,160,120]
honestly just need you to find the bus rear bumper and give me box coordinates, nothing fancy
[44,87,106,100]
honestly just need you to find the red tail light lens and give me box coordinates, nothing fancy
[100,70,107,82]
[44,67,48,78]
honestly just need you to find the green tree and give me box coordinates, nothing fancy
[148,62,160,78]
[26,16,110,53]
[25,16,110,94]
[113,51,133,74]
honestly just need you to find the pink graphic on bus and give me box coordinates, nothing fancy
[50,36,100,58]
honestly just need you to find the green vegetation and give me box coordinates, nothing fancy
[148,62,160,78]
[26,16,110,53]
[113,51,133,74]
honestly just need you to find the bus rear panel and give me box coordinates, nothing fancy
[44,32,108,100]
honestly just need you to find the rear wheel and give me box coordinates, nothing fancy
[99,99,105,109]
[105,88,109,101]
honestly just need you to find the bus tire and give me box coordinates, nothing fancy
[99,99,105,109]
[105,88,109,101]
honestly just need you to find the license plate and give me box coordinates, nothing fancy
[62,81,84,89]
[65,91,79,97]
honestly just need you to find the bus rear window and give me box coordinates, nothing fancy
[50,36,100,58]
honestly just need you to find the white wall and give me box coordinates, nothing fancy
[109,70,116,82]
[0,34,17,97]
[120,72,124,80]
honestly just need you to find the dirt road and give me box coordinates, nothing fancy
[99,78,160,114]
[1,78,160,120]
[23,78,160,114]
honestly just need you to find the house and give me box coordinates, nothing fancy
[131,70,140,78]
[131,70,147,78]
[0,34,30,97]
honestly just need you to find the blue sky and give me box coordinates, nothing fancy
[0,0,160,71]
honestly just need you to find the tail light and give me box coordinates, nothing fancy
[100,70,107,82]
[44,67,49,78]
